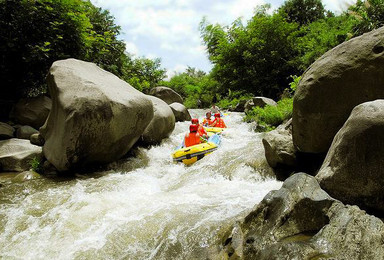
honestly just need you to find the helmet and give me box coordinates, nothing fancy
[191,118,199,124]
[214,113,220,118]
[189,124,198,132]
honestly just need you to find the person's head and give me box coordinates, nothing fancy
[191,118,199,125]
[206,111,211,118]
[189,124,198,133]
[214,113,220,118]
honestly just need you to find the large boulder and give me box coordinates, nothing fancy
[169,102,191,122]
[0,139,43,172]
[220,173,384,259]
[40,59,153,172]
[16,125,38,140]
[244,97,277,113]
[10,96,52,129]
[141,96,175,145]
[293,27,384,153]
[0,122,14,139]
[262,119,297,169]
[316,100,384,214]
[149,86,183,105]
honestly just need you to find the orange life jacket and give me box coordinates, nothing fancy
[202,118,213,126]
[212,118,226,128]
[198,125,207,137]
[185,132,201,147]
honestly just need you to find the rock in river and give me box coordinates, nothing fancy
[149,86,183,105]
[40,58,153,172]
[169,102,191,122]
[0,139,43,172]
[141,96,175,145]
[293,26,384,153]
[317,100,384,214]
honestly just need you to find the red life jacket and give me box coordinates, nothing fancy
[185,132,201,147]
[202,118,213,126]
[213,118,226,128]
[198,125,207,137]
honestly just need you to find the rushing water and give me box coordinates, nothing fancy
[0,110,282,259]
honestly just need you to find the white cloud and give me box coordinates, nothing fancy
[90,0,352,76]
[124,41,139,56]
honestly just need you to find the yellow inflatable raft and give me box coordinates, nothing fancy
[172,142,218,165]
[205,127,225,134]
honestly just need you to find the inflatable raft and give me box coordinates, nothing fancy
[205,127,225,134]
[172,134,221,165]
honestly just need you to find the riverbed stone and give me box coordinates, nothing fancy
[141,96,175,145]
[262,119,297,168]
[40,58,153,172]
[16,125,38,140]
[0,122,14,139]
[12,170,41,182]
[0,139,43,172]
[10,96,52,129]
[169,102,191,122]
[30,132,44,146]
[220,173,384,259]
[244,97,277,113]
[316,100,384,214]
[149,86,183,105]
[293,26,384,153]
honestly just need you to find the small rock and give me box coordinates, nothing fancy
[16,125,38,140]
[169,102,192,122]
[0,139,43,171]
[149,86,183,105]
[244,97,277,113]
[30,133,45,146]
[12,170,41,183]
[0,122,14,139]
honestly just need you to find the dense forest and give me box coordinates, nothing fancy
[1,0,383,118]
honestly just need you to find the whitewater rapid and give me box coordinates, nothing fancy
[0,110,282,259]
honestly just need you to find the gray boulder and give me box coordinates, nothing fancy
[244,97,277,113]
[0,139,43,172]
[30,133,45,146]
[316,100,384,213]
[293,26,384,153]
[141,96,175,145]
[220,173,384,259]
[16,125,38,140]
[262,119,296,168]
[40,58,153,172]
[149,86,183,105]
[169,102,191,122]
[10,96,52,129]
[0,122,14,139]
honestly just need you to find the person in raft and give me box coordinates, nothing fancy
[210,103,221,114]
[202,111,213,126]
[210,113,227,128]
[191,118,208,140]
[184,124,202,147]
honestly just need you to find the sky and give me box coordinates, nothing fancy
[90,0,354,78]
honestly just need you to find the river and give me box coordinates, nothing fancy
[0,110,282,259]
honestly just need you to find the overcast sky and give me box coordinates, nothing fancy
[90,0,354,78]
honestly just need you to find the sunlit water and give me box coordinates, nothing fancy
[0,110,282,259]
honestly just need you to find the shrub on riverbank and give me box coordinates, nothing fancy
[244,98,293,131]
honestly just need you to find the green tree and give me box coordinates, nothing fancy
[200,6,300,99]
[279,0,326,26]
[349,0,384,36]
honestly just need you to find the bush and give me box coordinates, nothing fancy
[244,98,293,131]
[30,157,43,173]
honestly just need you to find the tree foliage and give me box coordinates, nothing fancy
[0,0,165,101]
[279,0,326,25]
